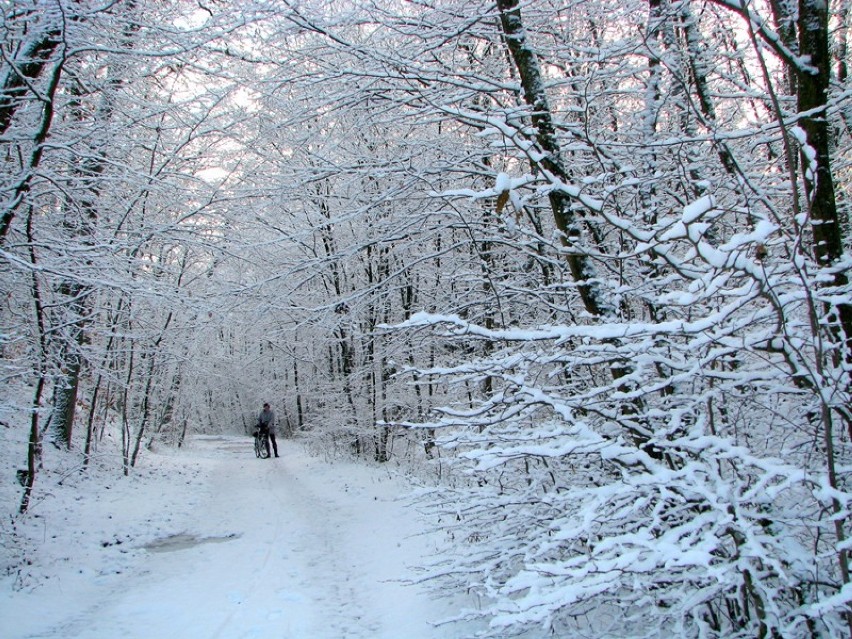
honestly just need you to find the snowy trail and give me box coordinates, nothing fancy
[1,436,473,639]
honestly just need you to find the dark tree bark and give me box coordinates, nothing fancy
[0,7,62,136]
[19,205,48,513]
[495,0,612,320]
[797,2,842,262]
[0,57,64,242]
[795,0,852,625]
[52,1,141,448]
[493,0,675,467]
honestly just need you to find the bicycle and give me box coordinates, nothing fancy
[253,428,270,459]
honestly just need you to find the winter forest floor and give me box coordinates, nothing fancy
[1,435,479,639]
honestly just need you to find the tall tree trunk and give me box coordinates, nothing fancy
[20,205,48,513]
[52,351,82,448]
[495,0,612,319]
[0,50,64,242]
[120,332,135,476]
[293,355,303,432]
[83,373,103,466]
[83,300,125,465]
[496,0,658,458]
[795,0,852,628]
[130,355,156,468]
[53,2,141,448]
[0,5,61,136]
[796,0,849,337]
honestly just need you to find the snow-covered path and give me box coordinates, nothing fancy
[1,436,472,639]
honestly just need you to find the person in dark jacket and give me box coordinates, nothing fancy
[257,402,279,458]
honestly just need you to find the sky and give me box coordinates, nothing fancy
[0,434,481,639]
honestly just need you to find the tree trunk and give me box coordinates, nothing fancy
[496,0,658,458]
[0,53,64,242]
[20,206,48,513]
[495,0,612,319]
[796,0,852,349]
[83,374,102,466]
[130,356,156,468]
[0,7,61,136]
[52,353,82,448]
[293,356,303,431]
[19,377,46,514]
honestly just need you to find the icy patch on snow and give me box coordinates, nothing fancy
[142,532,241,553]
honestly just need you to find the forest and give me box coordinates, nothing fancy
[1,0,851,637]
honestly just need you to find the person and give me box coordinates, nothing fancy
[257,402,279,458]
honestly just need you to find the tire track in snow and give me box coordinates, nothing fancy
[4,435,477,639]
[207,444,290,638]
[199,436,379,638]
[267,455,381,638]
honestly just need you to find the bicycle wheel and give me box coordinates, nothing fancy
[254,434,269,459]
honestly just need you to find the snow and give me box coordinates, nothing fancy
[681,194,714,225]
[1,436,477,639]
